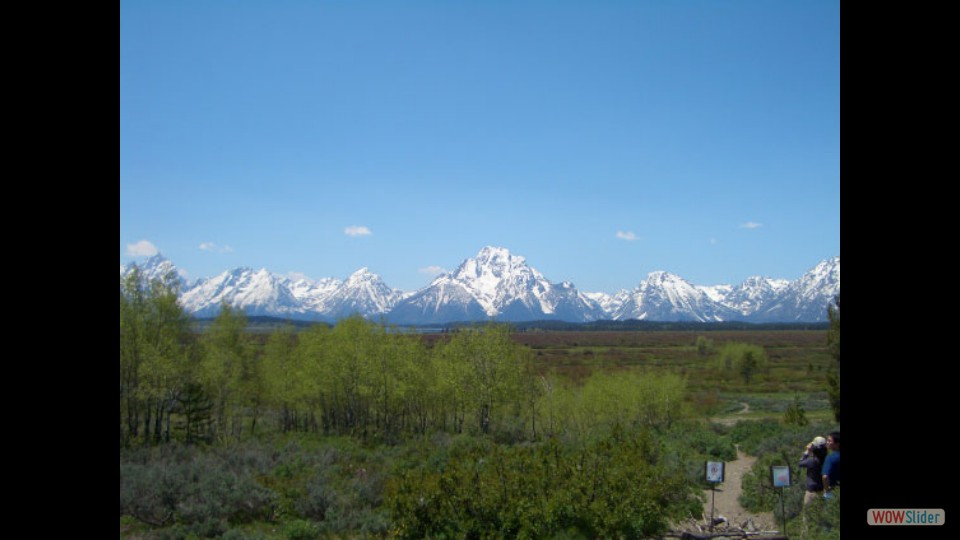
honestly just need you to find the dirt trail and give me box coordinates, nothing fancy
[698,446,776,533]
[709,402,753,427]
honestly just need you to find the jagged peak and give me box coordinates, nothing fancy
[476,245,515,258]
[141,252,170,264]
[469,246,526,267]
[642,270,688,285]
[348,266,376,278]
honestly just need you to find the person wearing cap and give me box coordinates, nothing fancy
[800,436,828,505]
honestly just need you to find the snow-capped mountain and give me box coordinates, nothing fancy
[121,255,406,321]
[612,271,741,322]
[119,249,839,323]
[600,260,837,322]
[179,267,305,318]
[178,266,407,321]
[287,276,342,312]
[751,257,840,322]
[583,291,627,316]
[316,268,406,320]
[388,246,604,324]
[695,284,734,304]
[120,253,185,288]
[711,277,791,318]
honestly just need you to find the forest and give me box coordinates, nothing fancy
[120,267,840,539]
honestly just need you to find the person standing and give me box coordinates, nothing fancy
[822,431,841,498]
[800,436,828,505]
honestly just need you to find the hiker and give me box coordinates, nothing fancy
[822,431,840,498]
[799,436,827,505]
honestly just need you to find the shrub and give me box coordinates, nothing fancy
[220,529,267,540]
[715,342,768,384]
[386,429,701,539]
[120,444,277,531]
[283,519,321,540]
[782,395,810,426]
[695,336,714,356]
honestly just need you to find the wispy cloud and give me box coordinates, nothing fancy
[419,265,448,275]
[709,238,718,245]
[199,242,234,253]
[127,239,159,257]
[344,225,373,237]
[739,221,763,229]
[616,231,638,241]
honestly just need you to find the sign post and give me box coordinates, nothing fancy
[705,461,724,531]
[771,465,791,535]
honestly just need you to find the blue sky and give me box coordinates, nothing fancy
[120,1,839,293]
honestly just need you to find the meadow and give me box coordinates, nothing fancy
[510,329,833,419]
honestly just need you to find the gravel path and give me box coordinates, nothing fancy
[700,446,776,533]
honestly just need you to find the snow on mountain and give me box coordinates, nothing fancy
[317,268,406,319]
[179,267,305,318]
[389,246,603,324]
[696,284,733,304]
[287,276,342,313]
[118,250,839,324]
[387,278,489,325]
[717,277,790,317]
[584,291,621,317]
[613,271,740,322]
[752,257,840,322]
[170,263,405,321]
[120,254,185,288]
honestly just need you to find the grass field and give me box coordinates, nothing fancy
[500,330,832,420]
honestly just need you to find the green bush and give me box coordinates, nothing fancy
[120,455,277,532]
[220,529,267,540]
[387,429,701,539]
[800,488,841,540]
[728,419,785,455]
[668,423,736,462]
[283,519,321,540]
[783,394,809,426]
[293,474,332,521]
[715,342,769,384]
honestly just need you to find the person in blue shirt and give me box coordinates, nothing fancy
[821,431,840,498]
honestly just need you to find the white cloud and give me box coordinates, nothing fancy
[199,242,234,253]
[127,240,159,257]
[616,231,638,241]
[740,221,763,229]
[709,238,718,245]
[344,225,373,237]
[419,265,448,275]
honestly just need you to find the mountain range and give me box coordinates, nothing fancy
[120,246,839,324]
